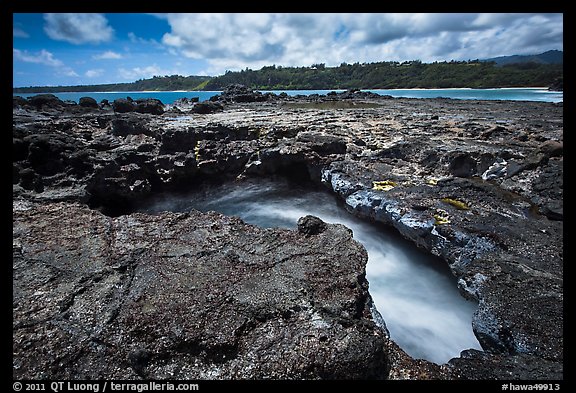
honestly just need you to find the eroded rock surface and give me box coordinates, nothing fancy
[13,202,387,379]
[13,90,563,379]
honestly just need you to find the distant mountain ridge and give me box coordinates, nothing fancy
[483,50,563,66]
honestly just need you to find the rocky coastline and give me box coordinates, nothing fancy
[13,85,563,379]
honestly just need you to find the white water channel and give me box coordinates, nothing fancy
[137,178,482,364]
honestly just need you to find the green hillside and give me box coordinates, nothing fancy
[13,59,563,93]
[204,60,563,90]
[13,75,211,93]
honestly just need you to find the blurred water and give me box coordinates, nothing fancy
[137,178,482,364]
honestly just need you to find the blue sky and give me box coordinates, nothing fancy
[13,13,563,87]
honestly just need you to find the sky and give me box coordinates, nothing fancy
[12,13,563,87]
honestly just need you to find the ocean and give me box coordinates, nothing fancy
[12,87,563,105]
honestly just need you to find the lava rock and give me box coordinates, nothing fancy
[111,115,153,137]
[212,84,269,103]
[297,215,328,236]
[13,202,388,379]
[113,98,136,113]
[134,98,164,115]
[12,93,563,380]
[13,96,30,109]
[79,97,99,108]
[191,101,224,114]
[28,94,65,110]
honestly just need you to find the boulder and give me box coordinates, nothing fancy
[135,98,165,115]
[297,215,328,236]
[79,97,99,108]
[112,98,136,113]
[27,94,65,110]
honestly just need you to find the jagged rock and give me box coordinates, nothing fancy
[333,89,384,100]
[297,215,328,236]
[212,84,269,103]
[134,98,164,115]
[113,98,136,113]
[23,133,81,176]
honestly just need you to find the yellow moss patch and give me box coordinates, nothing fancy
[433,209,451,225]
[372,180,397,191]
[426,178,438,186]
[441,197,470,210]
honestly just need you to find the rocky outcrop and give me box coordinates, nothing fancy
[13,202,387,379]
[210,84,271,103]
[27,93,66,110]
[112,98,165,115]
[134,98,165,115]
[79,96,99,108]
[13,90,563,380]
[112,98,137,113]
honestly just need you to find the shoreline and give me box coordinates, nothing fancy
[12,87,563,104]
[12,90,221,94]
[12,86,553,94]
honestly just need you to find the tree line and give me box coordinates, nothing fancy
[13,60,563,93]
[13,75,211,93]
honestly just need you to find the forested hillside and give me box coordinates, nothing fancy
[13,75,211,93]
[204,60,563,90]
[13,59,563,93]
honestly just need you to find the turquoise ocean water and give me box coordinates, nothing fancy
[13,87,562,104]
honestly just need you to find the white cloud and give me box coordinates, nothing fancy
[13,27,29,38]
[154,13,563,75]
[14,48,80,78]
[13,49,63,67]
[85,69,104,78]
[93,50,123,60]
[127,32,163,48]
[118,64,177,80]
[62,69,79,77]
[43,13,114,44]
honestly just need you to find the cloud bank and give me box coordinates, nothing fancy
[156,13,563,74]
